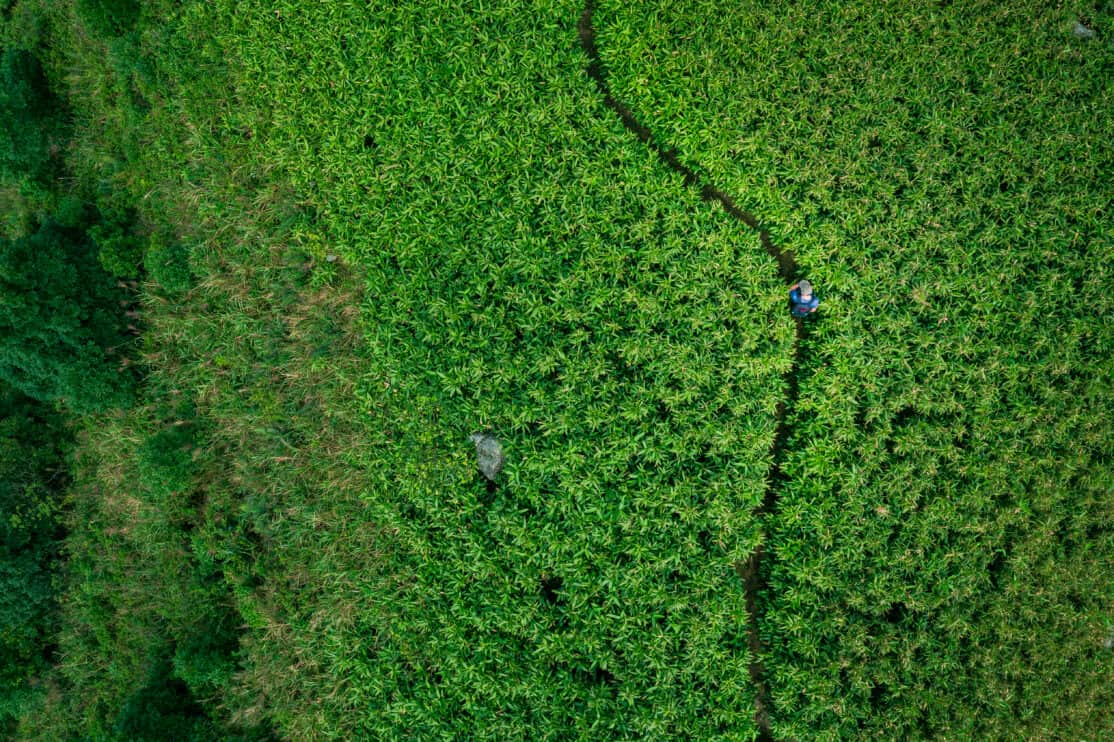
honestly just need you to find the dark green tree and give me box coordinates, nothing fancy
[0,383,69,732]
[0,47,67,189]
[0,219,138,413]
[89,202,144,278]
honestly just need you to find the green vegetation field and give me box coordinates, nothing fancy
[1,0,1111,740]
[595,2,1114,737]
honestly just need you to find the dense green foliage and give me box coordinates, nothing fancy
[88,203,143,278]
[1,0,1109,739]
[0,216,138,412]
[0,383,68,734]
[595,0,1114,737]
[143,234,191,292]
[0,46,65,189]
[0,1,145,412]
[0,35,68,232]
[129,1,790,737]
[74,0,140,38]
[28,399,271,740]
[111,653,213,742]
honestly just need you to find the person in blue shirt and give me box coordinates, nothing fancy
[789,279,819,318]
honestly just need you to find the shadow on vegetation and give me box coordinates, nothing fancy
[540,574,565,606]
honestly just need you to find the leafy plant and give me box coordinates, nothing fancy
[0,218,137,412]
[111,652,214,742]
[145,235,191,293]
[88,203,142,278]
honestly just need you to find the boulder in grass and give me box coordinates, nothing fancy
[469,432,505,481]
[1073,22,1096,39]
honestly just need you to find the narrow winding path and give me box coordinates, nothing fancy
[578,4,806,738]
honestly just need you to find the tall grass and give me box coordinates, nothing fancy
[596,0,1114,737]
[22,0,798,738]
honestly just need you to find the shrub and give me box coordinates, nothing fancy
[172,617,238,696]
[51,195,91,229]
[0,219,137,412]
[0,47,66,187]
[146,235,191,293]
[136,420,200,528]
[89,204,143,278]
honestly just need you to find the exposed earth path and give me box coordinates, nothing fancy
[578,3,807,739]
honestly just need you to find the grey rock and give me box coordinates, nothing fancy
[469,432,505,481]
[1104,633,1114,651]
[1073,22,1096,39]
[325,253,338,263]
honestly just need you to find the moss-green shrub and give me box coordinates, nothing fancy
[89,221,142,278]
[145,236,191,293]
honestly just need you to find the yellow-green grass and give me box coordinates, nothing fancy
[595,0,1113,738]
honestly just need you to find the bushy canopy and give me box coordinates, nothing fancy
[0,219,136,412]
